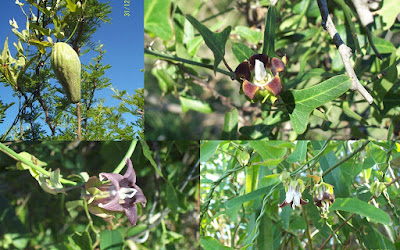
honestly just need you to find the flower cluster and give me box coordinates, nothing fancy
[278,172,336,216]
[313,182,335,214]
[84,158,146,226]
[235,54,286,102]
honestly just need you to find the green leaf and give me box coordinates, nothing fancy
[166,181,179,213]
[377,0,399,30]
[221,108,238,139]
[226,184,281,209]
[244,165,259,208]
[286,140,308,163]
[144,0,173,40]
[233,26,262,44]
[179,96,213,113]
[69,231,93,250]
[330,198,391,225]
[140,140,164,178]
[201,236,230,249]
[232,43,255,63]
[65,0,77,12]
[371,36,396,54]
[262,5,276,57]
[258,215,274,249]
[151,66,174,94]
[282,75,351,134]
[100,230,123,250]
[186,15,231,73]
[342,101,368,124]
[249,141,287,166]
[200,141,221,162]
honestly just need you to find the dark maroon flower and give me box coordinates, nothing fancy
[235,53,287,102]
[84,158,146,226]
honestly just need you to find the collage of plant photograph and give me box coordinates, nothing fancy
[144,0,399,140]
[1,0,400,249]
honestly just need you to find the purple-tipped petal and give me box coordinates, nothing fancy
[300,198,308,205]
[234,61,251,80]
[133,185,147,206]
[98,194,124,212]
[271,57,285,75]
[99,173,123,190]
[249,54,268,71]
[123,158,136,184]
[124,205,138,226]
[278,200,288,208]
[243,80,260,99]
[265,75,282,96]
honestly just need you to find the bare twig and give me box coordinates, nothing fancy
[76,102,82,140]
[351,0,373,27]
[317,0,373,104]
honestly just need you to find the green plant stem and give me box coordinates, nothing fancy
[322,140,370,177]
[144,48,236,79]
[83,198,100,234]
[291,140,330,176]
[302,207,314,250]
[113,140,138,174]
[246,182,281,248]
[0,142,77,185]
[76,102,82,140]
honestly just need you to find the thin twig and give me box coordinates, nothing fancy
[322,140,370,177]
[317,0,373,104]
[76,102,82,140]
[319,213,355,249]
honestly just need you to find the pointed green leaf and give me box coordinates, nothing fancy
[262,6,277,57]
[250,141,287,166]
[65,0,77,12]
[69,231,93,250]
[140,140,164,178]
[221,108,238,139]
[233,26,262,44]
[179,96,213,113]
[232,43,255,62]
[201,236,230,249]
[166,182,179,213]
[100,230,123,250]
[330,198,391,225]
[144,0,172,40]
[287,140,308,163]
[282,75,351,134]
[200,141,221,162]
[186,15,231,73]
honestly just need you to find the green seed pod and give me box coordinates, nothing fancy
[50,42,81,103]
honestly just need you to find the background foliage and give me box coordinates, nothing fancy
[0,0,144,140]
[0,141,199,249]
[144,0,400,140]
[200,140,400,249]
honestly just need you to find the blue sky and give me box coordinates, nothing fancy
[0,0,143,136]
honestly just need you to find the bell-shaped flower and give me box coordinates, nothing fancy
[279,179,308,209]
[235,54,286,102]
[313,182,335,214]
[84,158,146,226]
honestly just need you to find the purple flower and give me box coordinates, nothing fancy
[84,158,146,226]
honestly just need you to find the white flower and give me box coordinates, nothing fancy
[254,59,273,87]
